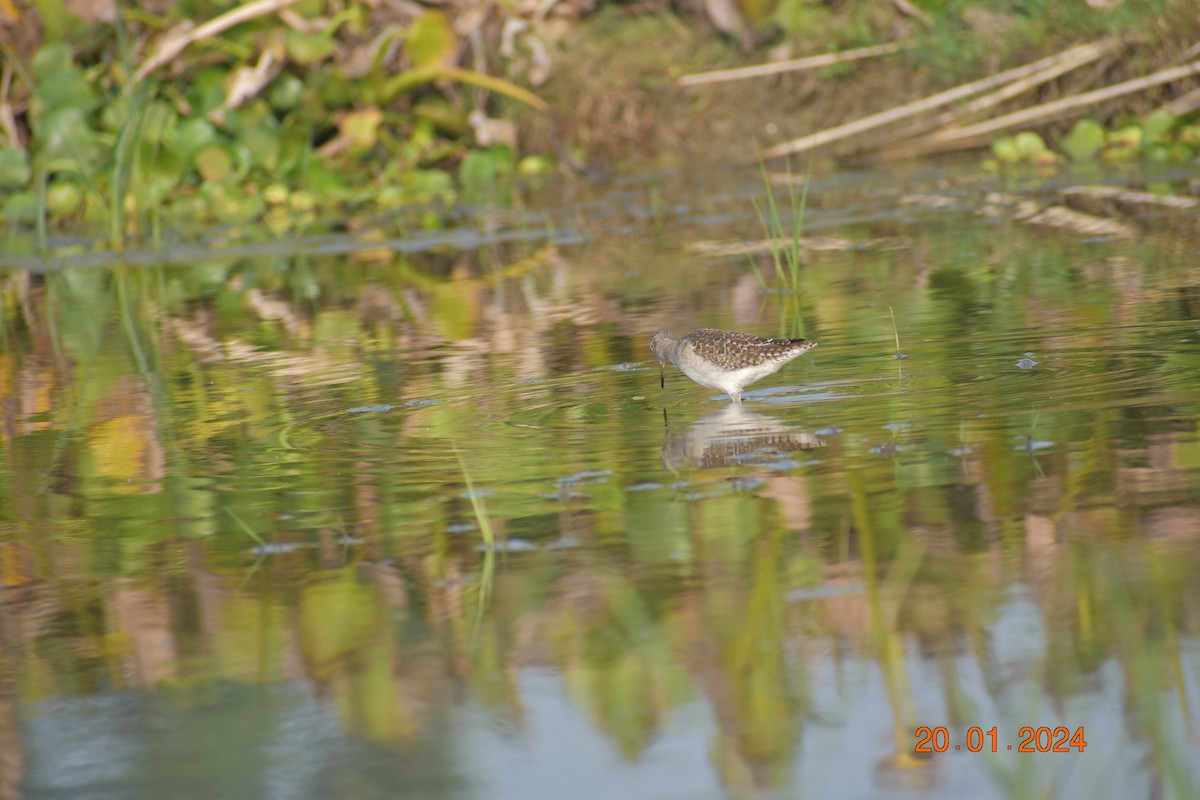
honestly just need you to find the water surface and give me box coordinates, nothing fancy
[3,163,1200,799]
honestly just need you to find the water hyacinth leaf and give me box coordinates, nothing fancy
[1013,131,1049,160]
[3,192,38,223]
[138,100,179,145]
[1164,142,1193,161]
[188,68,229,116]
[32,55,98,115]
[382,167,455,206]
[299,159,346,195]
[136,142,186,200]
[286,29,336,65]
[460,144,514,187]
[1061,118,1105,162]
[404,11,456,68]
[1144,144,1170,162]
[241,124,281,170]
[990,136,1019,164]
[0,149,31,188]
[277,117,314,173]
[315,67,355,108]
[340,107,383,151]
[31,41,74,79]
[517,155,554,175]
[45,180,82,216]
[1100,144,1139,162]
[35,106,98,168]
[1141,109,1176,146]
[268,73,305,110]
[193,143,236,181]
[203,182,264,223]
[173,117,219,160]
[1107,125,1141,148]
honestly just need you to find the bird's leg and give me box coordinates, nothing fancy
[730,391,741,404]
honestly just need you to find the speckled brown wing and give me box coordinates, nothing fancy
[681,328,813,371]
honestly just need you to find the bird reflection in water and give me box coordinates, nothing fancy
[661,404,825,470]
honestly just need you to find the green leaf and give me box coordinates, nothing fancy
[173,117,219,160]
[1107,126,1141,149]
[381,65,546,110]
[1141,109,1176,146]
[136,142,186,201]
[460,145,514,188]
[286,30,336,65]
[46,180,82,216]
[2,191,38,223]
[187,68,229,116]
[241,124,281,170]
[138,100,179,146]
[517,155,554,175]
[1060,119,1105,162]
[0,149,31,188]
[990,137,1019,164]
[34,66,98,115]
[340,107,383,150]
[268,74,305,111]
[1013,131,1048,160]
[35,106,98,168]
[193,144,236,182]
[405,11,456,68]
[31,42,74,79]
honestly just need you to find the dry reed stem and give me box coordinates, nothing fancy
[677,41,914,87]
[1163,85,1200,115]
[136,0,304,81]
[759,38,1118,160]
[869,39,1119,158]
[925,39,1121,132]
[891,59,1200,158]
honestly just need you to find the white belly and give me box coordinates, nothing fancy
[678,359,784,396]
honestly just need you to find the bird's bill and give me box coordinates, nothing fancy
[660,364,665,389]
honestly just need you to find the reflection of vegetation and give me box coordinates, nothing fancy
[2,211,1200,797]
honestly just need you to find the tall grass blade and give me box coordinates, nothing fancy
[34,167,48,256]
[455,448,495,549]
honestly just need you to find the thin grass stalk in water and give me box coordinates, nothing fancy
[455,448,495,548]
[755,160,789,288]
[454,448,497,650]
[110,4,150,253]
[34,166,48,256]
[226,507,265,547]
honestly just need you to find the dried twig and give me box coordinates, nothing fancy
[980,194,1136,239]
[677,41,913,88]
[759,39,1117,160]
[891,59,1200,158]
[926,39,1120,132]
[684,236,910,257]
[0,60,20,148]
[891,0,931,26]
[867,39,1119,157]
[135,0,303,81]
[1162,86,1200,116]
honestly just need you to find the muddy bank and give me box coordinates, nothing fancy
[525,2,1200,172]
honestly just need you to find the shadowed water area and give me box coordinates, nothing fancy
[3,162,1200,799]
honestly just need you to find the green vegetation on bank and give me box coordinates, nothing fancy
[0,0,1197,253]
